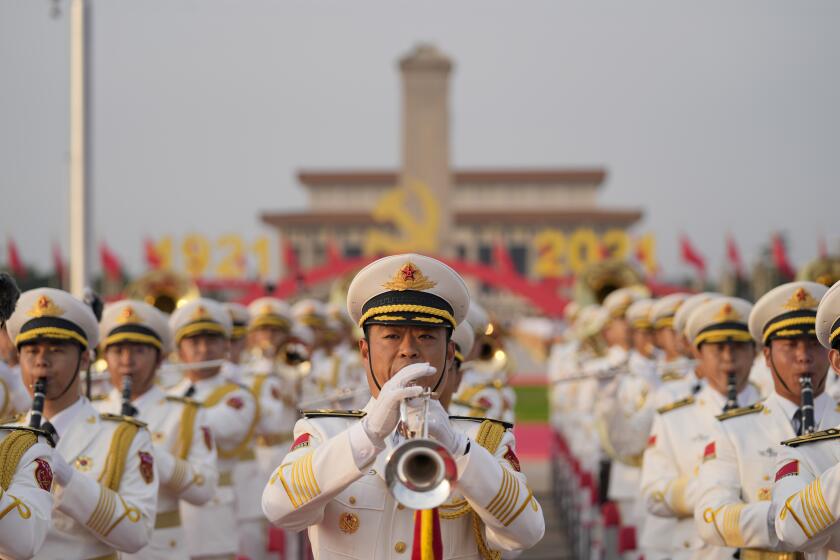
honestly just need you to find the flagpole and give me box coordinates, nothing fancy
[69,0,93,298]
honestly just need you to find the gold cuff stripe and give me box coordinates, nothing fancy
[87,487,117,536]
[781,492,813,539]
[169,459,186,490]
[102,332,162,351]
[103,493,141,537]
[175,321,226,343]
[694,329,753,347]
[16,327,87,348]
[503,488,535,527]
[763,316,817,344]
[722,503,745,547]
[280,452,320,509]
[487,468,520,524]
[799,478,834,536]
[358,304,456,328]
[668,476,692,517]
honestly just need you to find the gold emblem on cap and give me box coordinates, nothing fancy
[783,287,819,311]
[338,511,360,534]
[118,306,141,324]
[190,305,210,321]
[27,295,63,318]
[382,262,437,291]
[713,303,741,323]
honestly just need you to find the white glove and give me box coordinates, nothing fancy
[362,362,436,445]
[52,451,75,486]
[425,398,469,456]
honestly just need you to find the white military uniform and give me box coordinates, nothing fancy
[0,361,30,419]
[169,374,257,558]
[0,426,55,560]
[696,392,840,553]
[28,397,159,559]
[642,383,760,559]
[262,404,545,559]
[95,387,218,560]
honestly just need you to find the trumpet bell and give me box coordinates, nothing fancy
[385,438,457,510]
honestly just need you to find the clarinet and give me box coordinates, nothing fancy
[723,372,739,412]
[121,375,137,417]
[30,378,47,429]
[799,375,816,435]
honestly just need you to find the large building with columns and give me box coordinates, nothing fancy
[261,44,642,287]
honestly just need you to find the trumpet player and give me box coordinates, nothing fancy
[641,296,761,559]
[7,288,159,559]
[94,300,219,560]
[695,282,836,557]
[0,274,55,560]
[770,280,840,555]
[262,254,545,559]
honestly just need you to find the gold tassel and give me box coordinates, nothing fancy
[98,422,139,491]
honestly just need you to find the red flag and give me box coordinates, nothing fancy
[52,242,65,287]
[493,240,516,275]
[144,238,161,270]
[772,233,795,279]
[725,233,744,278]
[679,235,706,276]
[99,242,123,281]
[325,238,341,264]
[283,239,300,277]
[6,238,26,278]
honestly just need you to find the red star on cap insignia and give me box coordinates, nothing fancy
[401,264,416,281]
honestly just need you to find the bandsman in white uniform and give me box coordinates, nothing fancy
[220,302,250,384]
[167,298,258,559]
[650,293,697,402]
[642,296,760,559]
[445,320,477,417]
[262,253,545,559]
[0,273,55,560]
[7,288,159,560]
[771,280,840,556]
[95,300,219,560]
[695,282,836,558]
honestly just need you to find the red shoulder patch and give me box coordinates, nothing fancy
[775,460,799,482]
[201,426,213,451]
[503,446,521,472]
[702,441,716,463]
[647,435,657,449]
[226,396,244,410]
[478,397,493,410]
[290,433,311,452]
[138,451,154,484]
[34,458,53,491]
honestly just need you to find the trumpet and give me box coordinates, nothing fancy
[723,372,739,412]
[385,390,457,510]
[799,375,816,435]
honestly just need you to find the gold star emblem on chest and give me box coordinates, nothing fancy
[74,456,94,472]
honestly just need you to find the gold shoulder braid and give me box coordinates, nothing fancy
[0,429,38,490]
[98,419,141,491]
[175,401,201,460]
[204,383,260,460]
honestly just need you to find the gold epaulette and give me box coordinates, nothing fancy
[660,372,684,382]
[782,428,840,448]
[302,409,366,419]
[0,425,56,447]
[716,403,764,422]
[657,396,695,414]
[166,395,202,407]
[448,415,513,430]
[99,413,148,428]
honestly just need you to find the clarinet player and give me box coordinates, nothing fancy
[694,281,835,558]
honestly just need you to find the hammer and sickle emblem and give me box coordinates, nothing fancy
[364,179,440,255]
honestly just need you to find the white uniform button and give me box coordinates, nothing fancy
[349,496,357,505]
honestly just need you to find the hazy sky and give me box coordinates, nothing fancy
[2,0,838,281]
